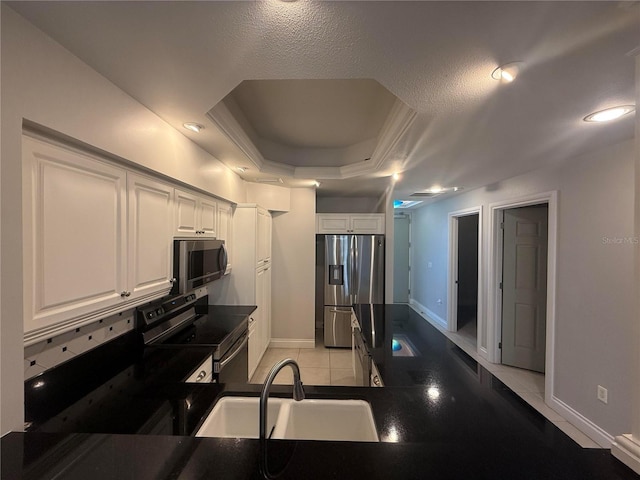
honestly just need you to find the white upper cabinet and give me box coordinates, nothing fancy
[174,188,217,237]
[316,213,385,234]
[127,173,174,300]
[217,201,234,274]
[23,135,128,341]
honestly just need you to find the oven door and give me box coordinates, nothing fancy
[214,331,249,384]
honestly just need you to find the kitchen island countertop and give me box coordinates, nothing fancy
[7,304,638,479]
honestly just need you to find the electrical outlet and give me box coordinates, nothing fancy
[597,385,608,404]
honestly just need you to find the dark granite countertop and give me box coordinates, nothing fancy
[9,304,637,479]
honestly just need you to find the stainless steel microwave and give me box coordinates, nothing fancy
[173,239,228,294]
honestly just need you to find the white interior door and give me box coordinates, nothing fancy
[393,215,410,303]
[501,205,548,372]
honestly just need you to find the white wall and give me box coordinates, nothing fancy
[411,139,635,438]
[316,196,384,213]
[271,189,316,344]
[0,5,247,434]
[247,183,291,212]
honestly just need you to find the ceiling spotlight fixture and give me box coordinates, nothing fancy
[237,167,249,173]
[583,105,635,123]
[491,62,522,83]
[392,172,401,181]
[429,185,443,194]
[183,122,205,133]
[314,181,321,188]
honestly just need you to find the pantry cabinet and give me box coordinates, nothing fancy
[231,204,272,378]
[316,213,385,234]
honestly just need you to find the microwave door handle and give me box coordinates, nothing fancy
[219,243,229,274]
[219,334,249,369]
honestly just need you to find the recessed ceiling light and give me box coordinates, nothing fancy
[392,172,401,181]
[491,62,522,83]
[237,167,249,173]
[429,185,443,194]
[183,122,205,133]
[583,105,635,123]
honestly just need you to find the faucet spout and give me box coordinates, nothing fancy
[259,358,305,441]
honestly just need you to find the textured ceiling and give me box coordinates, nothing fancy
[8,1,640,200]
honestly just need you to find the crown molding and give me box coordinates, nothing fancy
[369,98,417,170]
[206,102,265,171]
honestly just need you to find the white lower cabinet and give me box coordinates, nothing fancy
[185,355,213,383]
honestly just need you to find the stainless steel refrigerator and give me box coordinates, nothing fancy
[323,234,384,347]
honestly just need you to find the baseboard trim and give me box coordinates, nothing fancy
[409,299,447,329]
[612,434,640,474]
[549,395,614,448]
[269,338,316,349]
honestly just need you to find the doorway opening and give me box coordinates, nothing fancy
[448,207,482,352]
[487,191,557,405]
[500,204,548,373]
[456,214,479,344]
[393,213,411,304]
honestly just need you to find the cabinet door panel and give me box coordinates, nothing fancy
[24,136,127,337]
[350,215,384,234]
[175,189,198,236]
[198,197,217,237]
[128,174,173,299]
[317,214,349,234]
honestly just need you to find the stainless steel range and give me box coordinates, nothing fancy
[136,294,249,384]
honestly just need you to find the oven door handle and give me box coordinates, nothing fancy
[219,334,249,370]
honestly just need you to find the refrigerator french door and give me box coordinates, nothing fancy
[324,235,384,347]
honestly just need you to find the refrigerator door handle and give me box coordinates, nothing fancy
[352,235,359,304]
[349,235,355,305]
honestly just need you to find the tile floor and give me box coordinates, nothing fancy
[250,329,357,386]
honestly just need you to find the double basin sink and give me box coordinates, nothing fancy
[196,396,379,442]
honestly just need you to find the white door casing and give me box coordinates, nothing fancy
[447,206,483,354]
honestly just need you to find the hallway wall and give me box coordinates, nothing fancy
[410,139,634,439]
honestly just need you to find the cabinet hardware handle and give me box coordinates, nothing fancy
[170,278,177,284]
[196,370,207,382]
[125,291,131,297]
[120,291,127,298]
